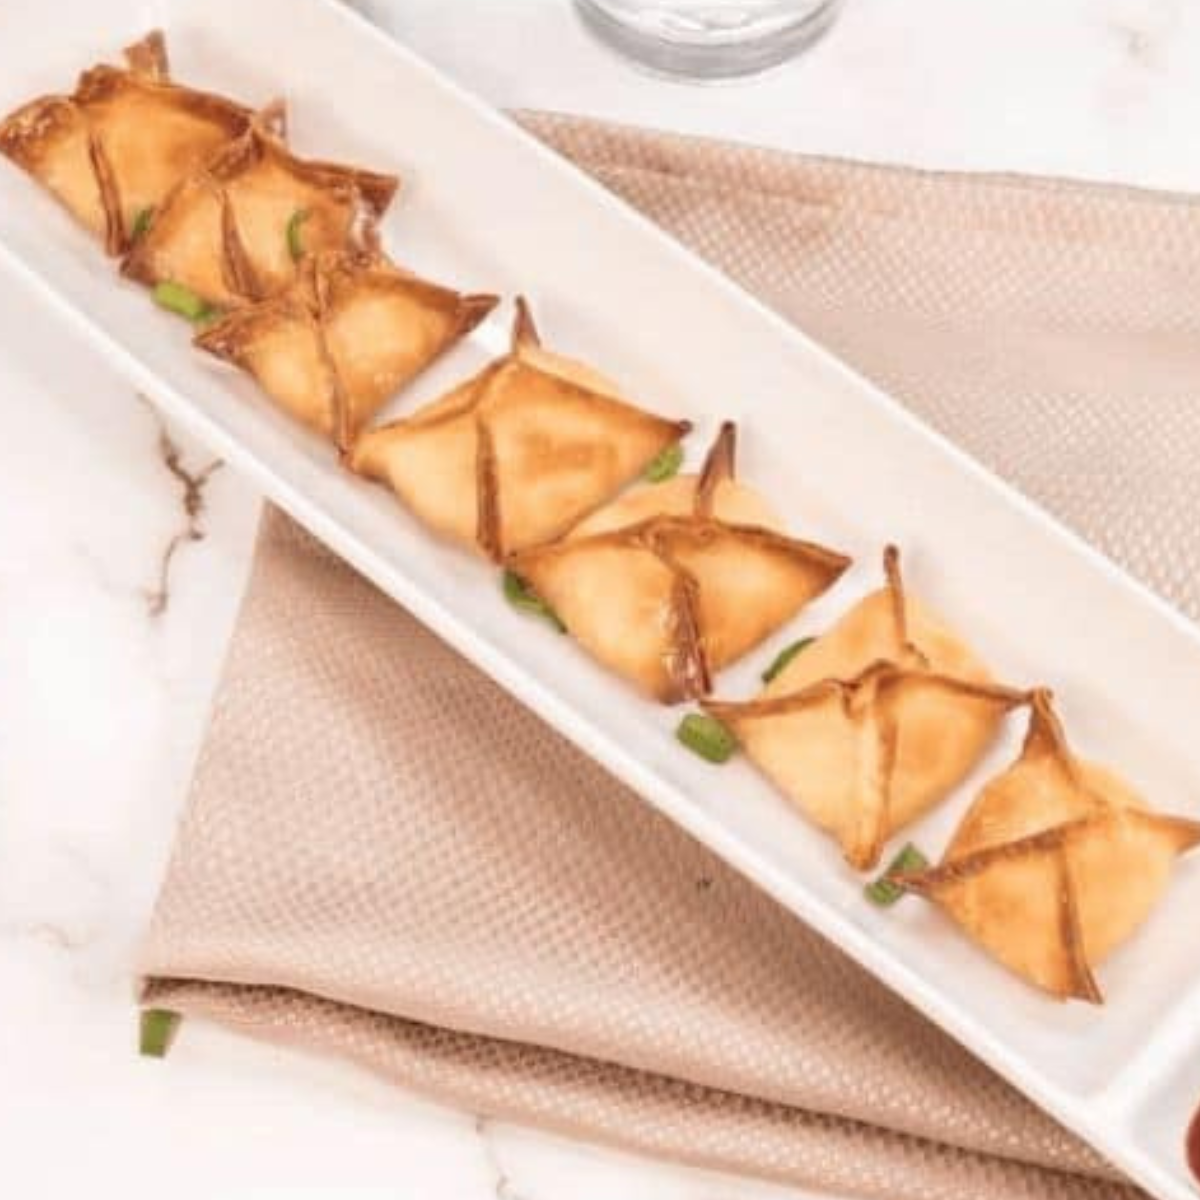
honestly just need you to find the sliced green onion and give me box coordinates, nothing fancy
[286,208,310,262]
[761,636,815,684]
[864,842,929,907]
[676,712,737,764]
[643,443,684,483]
[153,280,214,324]
[130,206,154,241]
[139,1008,181,1058]
[502,570,566,633]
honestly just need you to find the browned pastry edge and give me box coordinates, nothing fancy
[301,257,356,453]
[87,129,124,254]
[72,64,256,137]
[0,96,78,169]
[1055,848,1104,1004]
[880,542,931,669]
[648,538,710,701]
[694,418,735,517]
[201,125,398,217]
[475,415,503,563]
[192,294,310,360]
[122,30,169,79]
[512,293,540,348]
[704,660,1028,724]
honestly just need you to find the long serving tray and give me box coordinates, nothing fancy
[2,1,1199,1195]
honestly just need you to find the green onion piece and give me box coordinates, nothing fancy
[502,570,566,633]
[286,208,310,262]
[643,443,684,483]
[675,712,737,764]
[153,280,214,324]
[139,1008,181,1058]
[130,206,154,241]
[761,636,815,684]
[864,842,929,908]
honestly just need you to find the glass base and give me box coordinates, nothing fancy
[574,0,842,80]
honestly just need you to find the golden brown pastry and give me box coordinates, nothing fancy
[0,32,261,255]
[122,124,397,307]
[896,690,1200,1002]
[507,423,851,702]
[196,250,497,450]
[703,546,1027,870]
[349,299,692,560]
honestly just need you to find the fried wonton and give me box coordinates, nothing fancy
[0,32,262,255]
[897,691,1200,1002]
[123,125,397,307]
[703,546,1027,870]
[506,423,851,702]
[348,299,692,560]
[196,250,498,450]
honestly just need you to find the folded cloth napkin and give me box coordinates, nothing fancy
[140,111,1200,1200]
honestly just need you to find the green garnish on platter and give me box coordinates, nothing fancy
[502,569,566,632]
[139,1008,181,1058]
[761,636,815,684]
[152,280,214,324]
[675,712,737,764]
[130,206,154,241]
[864,842,929,908]
[286,208,310,262]
[643,443,684,483]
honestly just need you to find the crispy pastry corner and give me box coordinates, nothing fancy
[196,249,496,451]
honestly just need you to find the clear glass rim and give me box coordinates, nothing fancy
[574,0,843,79]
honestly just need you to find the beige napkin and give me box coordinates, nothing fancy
[140,112,1200,1200]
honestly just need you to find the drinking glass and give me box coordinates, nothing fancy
[575,0,844,79]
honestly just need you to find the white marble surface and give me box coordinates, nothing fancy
[4,0,1200,1196]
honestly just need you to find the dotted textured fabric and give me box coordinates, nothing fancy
[138,111,1200,1200]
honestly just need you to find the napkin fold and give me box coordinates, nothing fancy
[141,111,1200,1200]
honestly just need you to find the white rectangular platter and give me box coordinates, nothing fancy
[2,1,1199,1196]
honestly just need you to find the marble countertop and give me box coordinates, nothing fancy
[3,0,1199,1196]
